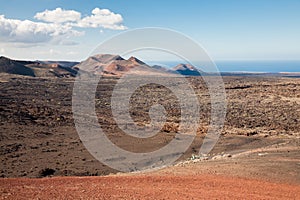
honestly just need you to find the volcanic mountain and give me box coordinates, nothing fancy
[0,54,204,78]
[0,56,35,77]
[0,56,78,78]
[73,54,165,76]
[172,63,201,76]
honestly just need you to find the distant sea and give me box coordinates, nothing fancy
[148,60,300,73]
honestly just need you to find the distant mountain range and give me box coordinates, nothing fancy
[0,56,79,78]
[0,54,203,78]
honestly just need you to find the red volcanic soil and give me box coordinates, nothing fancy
[1,174,299,200]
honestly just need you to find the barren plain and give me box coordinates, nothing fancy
[0,74,299,199]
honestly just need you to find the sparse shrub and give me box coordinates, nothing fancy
[39,168,55,177]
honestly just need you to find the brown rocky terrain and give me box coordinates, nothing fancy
[0,60,299,198]
[0,73,299,173]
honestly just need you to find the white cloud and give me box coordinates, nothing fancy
[0,15,83,44]
[35,7,127,30]
[34,8,81,23]
[0,48,4,54]
[0,7,127,45]
[75,8,127,30]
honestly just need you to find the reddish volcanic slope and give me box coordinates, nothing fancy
[73,54,151,76]
[1,174,299,199]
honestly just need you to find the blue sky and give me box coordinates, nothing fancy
[0,0,299,61]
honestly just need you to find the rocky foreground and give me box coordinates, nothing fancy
[0,73,299,199]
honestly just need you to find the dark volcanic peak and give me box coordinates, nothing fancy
[173,63,197,71]
[0,56,13,62]
[0,56,35,77]
[0,56,8,64]
[172,63,201,76]
[0,56,77,78]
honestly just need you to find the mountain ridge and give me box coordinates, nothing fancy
[0,54,203,77]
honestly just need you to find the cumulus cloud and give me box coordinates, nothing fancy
[35,7,127,30]
[0,15,82,44]
[75,8,127,30]
[0,7,127,45]
[34,8,81,23]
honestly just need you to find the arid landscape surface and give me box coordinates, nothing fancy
[0,55,300,199]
